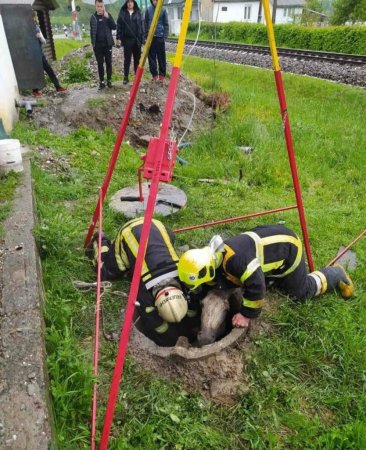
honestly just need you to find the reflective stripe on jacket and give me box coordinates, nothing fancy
[221,225,302,318]
[112,217,179,290]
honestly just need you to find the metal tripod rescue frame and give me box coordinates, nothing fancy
[84,1,317,447]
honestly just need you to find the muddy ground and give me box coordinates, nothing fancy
[30,45,221,147]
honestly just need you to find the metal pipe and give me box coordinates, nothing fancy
[174,205,297,233]
[327,229,366,266]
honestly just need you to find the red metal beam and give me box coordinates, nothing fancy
[273,70,314,272]
[84,67,144,248]
[99,66,184,450]
[91,191,103,450]
[174,205,297,233]
[327,229,366,267]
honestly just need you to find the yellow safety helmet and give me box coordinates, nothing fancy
[177,247,216,291]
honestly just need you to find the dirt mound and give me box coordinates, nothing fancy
[30,45,216,147]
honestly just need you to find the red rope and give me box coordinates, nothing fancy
[91,189,103,449]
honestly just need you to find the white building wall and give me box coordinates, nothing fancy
[212,2,303,24]
[167,5,200,35]
[276,6,303,24]
[213,2,260,23]
[0,13,19,133]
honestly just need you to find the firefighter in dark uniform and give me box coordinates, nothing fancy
[177,224,354,329]
[87,218,201,346]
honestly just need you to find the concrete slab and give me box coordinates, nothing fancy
[0,156,54,449]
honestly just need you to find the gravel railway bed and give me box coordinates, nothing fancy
[166,40,366,89]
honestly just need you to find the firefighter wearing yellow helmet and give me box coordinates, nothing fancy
[178,224,354,329]
[86,218,201,346]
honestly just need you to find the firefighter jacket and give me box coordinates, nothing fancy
[98,218,200,343]
[219,225,303,319]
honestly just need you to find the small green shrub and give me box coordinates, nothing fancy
[84,50,93,59]
[64,57,90,83]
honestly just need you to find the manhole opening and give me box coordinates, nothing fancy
[133,288,243,354]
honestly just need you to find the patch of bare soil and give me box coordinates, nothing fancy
[31,45,218,148]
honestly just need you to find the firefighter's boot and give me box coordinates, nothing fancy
[309,264,354,299]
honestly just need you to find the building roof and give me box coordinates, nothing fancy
[33,0,59,9]
[277,0,305,6]
[0,0,58,8]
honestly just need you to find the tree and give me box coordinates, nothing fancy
[301,0,325,24]
[331,0,366,24]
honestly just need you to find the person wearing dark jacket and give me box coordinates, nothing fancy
[144,0,169,80]
[90,0,116,90]
[178,224,354,329]
[32,21,67,97]
[87,218,202,347]
[116,0,144,85]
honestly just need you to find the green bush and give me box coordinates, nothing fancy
[64,57,90,83]
[187,22,366,54]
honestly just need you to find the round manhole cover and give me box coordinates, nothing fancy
[109,183,187,217]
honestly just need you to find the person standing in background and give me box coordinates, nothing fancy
[32,14,67,97]
[116,0,144,85]
[144,0,169,81]
[90,0,116,90]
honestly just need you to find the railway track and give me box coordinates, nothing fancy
[167,38,366,66]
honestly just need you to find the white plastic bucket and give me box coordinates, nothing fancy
[0,139,23,175]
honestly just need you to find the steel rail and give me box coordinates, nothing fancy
[167,38,366,65]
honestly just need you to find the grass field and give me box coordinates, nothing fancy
[55,38,89,60]
[12,53,366,449]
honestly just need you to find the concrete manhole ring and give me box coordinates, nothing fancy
[109,183,187,218]
[130,325,248,360]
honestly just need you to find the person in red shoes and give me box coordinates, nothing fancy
[144,0,169,81]
[32,17,67,97]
